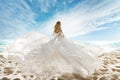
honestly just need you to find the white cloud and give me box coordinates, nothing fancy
[38,0,120,38]
[1,0,120,40]
[0,0,36,39]
[37,0,57,12]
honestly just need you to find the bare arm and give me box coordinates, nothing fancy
[60,30,65,38]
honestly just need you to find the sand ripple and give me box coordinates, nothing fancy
[0,51,120,80]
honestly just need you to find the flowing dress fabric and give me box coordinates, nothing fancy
[21,34,102,77]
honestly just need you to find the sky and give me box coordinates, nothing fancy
[0,0,120,42]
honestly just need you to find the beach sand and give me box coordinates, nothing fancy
[0,51,120,80]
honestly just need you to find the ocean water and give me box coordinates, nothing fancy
[111,42,120,51]
[0,41,7,53]
[0,39,120,53]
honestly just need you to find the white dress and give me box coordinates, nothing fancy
[19,31,102,77]
[5,31,102,78]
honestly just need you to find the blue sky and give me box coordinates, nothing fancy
[0,0,120,42]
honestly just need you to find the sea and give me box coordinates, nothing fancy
[0,40,7,53]
[0,40,120,53]
[111,42,120,51]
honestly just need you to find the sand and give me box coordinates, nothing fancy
[0,51,120,80]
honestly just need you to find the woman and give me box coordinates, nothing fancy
[10,21,102,79]
[53,21,64,37]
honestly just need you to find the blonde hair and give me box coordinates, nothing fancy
[54,21,61,33]
[53,21,64,37]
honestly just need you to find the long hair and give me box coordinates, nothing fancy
[54,21,61,33]
[53,21,64,37]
